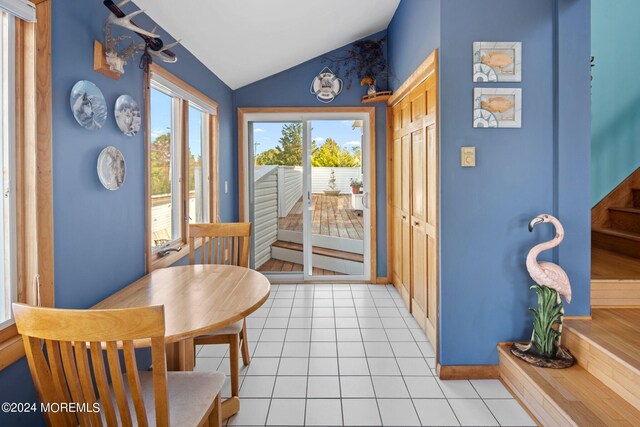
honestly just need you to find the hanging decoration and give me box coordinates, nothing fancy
[95,0,179,79]
[310,67,343,103]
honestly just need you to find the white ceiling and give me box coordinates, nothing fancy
[133,0,400,90]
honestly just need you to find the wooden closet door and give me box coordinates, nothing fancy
[411,127,428,329]
[400,134,412,306]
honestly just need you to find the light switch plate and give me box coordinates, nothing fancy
[461,147,476,167]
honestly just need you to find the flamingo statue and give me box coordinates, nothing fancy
[526,214,572,303]
[515,214,572,354]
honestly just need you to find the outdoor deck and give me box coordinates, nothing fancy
[258,259,344,276]
[278,194,364,239]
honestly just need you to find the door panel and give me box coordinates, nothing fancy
[401,214,411,305]
[411,130,426,223]
[427,126,437,225]
[411,220,427,328]
[393,138,402,209]
[401,136,411,213]
[392,208,403,288]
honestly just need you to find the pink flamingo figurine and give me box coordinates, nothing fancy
[526,214,572,304]
[516,214,572,354]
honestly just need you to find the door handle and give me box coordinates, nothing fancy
[362,192,369,209]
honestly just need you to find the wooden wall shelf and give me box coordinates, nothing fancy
[361,91,392,104]
[93,40,121,80]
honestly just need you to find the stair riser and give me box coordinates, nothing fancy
[498,351,572,427]
[271,247,364,275]
[592,230,640,258]
[609,210,640,234]
[633,189,640,208]
[564,327,640,409]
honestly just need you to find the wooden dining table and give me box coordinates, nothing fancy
[93,264,271,419]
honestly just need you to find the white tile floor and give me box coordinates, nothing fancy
[195,284,536,427]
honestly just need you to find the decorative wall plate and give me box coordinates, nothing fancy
[310,67,343,103]
[97,146,126,191]
[70,80,108,130]
[114,95,141,136]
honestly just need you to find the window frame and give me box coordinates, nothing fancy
[145,64,219,271]
[0,0,54,371]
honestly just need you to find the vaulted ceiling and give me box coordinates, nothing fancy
[133,0,400,90]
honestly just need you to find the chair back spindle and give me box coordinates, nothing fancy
[188,223,251,268]
[13,303,170,427]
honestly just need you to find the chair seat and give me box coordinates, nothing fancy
[199,319,243,337]
[103,371,225,426]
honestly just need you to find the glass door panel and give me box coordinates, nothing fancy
[249,122,304,275]
[305,120,367,278]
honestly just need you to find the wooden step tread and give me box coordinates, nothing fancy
[609,206,640,214]
[271,240,364,263]
[593,227,640,241]
[564,308,640,373]
[498,344,640,427]
[591,247,640,280]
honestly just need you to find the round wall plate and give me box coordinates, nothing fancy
[97,146,126,191]
[114,94,141,136]
[70,80,108,130]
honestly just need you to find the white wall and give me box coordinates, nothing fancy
[312,167,361,194]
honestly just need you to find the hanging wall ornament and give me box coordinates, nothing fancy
[310,67,343,103]
[114,95,141,136]
[97,146,126,191]
[70,80,108,131]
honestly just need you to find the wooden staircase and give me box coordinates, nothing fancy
[499,308,640,426]
[591,168,640,306]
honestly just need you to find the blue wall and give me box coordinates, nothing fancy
[591,0,640,204]
[387,0,440,89]
[234,32,389,278]
[0,1,234,425]
[388,0,591,365]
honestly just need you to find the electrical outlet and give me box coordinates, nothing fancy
[461,147,476,167]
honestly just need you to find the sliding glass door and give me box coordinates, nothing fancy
[245,112,371,282]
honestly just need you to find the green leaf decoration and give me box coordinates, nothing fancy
[528,285,563,358]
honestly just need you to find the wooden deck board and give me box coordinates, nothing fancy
[257,258,344,275]
[279,195,363,240]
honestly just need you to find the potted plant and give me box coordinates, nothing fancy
[324,37,390,95]
[323,169,341,196]
[350,178,363,194]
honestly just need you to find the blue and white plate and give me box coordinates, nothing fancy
[70,80,107,131]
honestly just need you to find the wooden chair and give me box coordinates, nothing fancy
[13,303,224,427]
[189,222,251,399]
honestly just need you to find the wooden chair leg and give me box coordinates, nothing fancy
[229,334,240,397]
[240,320,250,366]
[208,394,222,427]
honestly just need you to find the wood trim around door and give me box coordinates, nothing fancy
[237,106,377,283]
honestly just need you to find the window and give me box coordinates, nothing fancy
[147,64,219,270]
[0,0,53,371]
[0,10,16,326]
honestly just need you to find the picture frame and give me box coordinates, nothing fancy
[473,42,522,82]
[473,88,522,128]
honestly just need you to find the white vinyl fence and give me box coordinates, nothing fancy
[312,167,361,194]
[278,166,303,217]
[253,166,279,269]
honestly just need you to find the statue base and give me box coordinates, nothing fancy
[510,343,575,369]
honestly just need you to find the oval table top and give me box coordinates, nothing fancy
[93,265,271,343]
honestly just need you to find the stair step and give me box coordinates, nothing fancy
[498,344,640,427]
[632,188,640,208]
[592,227,640,258]
[563,309,640,408]
[271,240,364,263]
[609,207,640,233]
